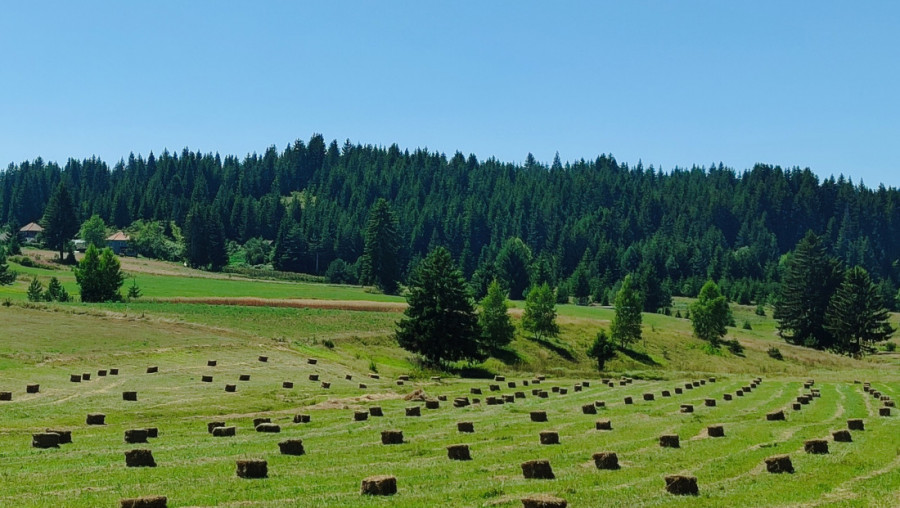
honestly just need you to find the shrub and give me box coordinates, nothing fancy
[322,339,335,349]
[368,359,378,373]
[767,347,784,360]
[742,320,752,330]
[883,342,897,352]
[755,304,766,316]
[725,339,744,355]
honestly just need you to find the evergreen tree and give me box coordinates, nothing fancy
[587,330,617,371]
[74,244,124,302]
[774,231,843,349]
[359,199,401,294]
[79,214,108,248]
[825,266,895,357]
[27,277,43,302]
[395,247,483,365]
[40,182,79,260]
[689,280,731,346]
[636,261,672,312]
[479,279,516,351]
[44,276,69,302]
[569,261,591,305]
[0,248,16,286]
[611,274,642,347]
[273,220,309,272]
[496,237,533,300]
[183,204,209,268]
[522,282,559,341]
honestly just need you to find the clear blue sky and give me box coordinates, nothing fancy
[2,1,898,187]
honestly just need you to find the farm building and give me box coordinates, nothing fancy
[19,222,43,243]
[106,231,130,255]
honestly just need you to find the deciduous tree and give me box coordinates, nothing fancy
[611,274,642,347]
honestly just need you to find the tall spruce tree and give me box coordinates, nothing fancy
[825,266,895,357]
[395,247,483,365]
[74,244,124,302]
[611,274,643,347]
[689,280,730,346]
[774,231,843,349]
[40,182,79,260]
[0,248,16,286]
[496,237,533,300]
[359,199,401,294]
[479,279,516,351]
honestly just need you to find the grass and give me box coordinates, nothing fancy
[1,259,899,506]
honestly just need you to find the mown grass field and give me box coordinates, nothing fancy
[1,254,899,507]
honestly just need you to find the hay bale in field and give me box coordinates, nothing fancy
[471,387,482,395]
[664,475,698,495]
[680,404,693,413]
[485,396,502,405]
[86,413,106,425]
[847,419,864,430]
[381,430,404,444]
[538,391,549,398]
[32,432,60,448]
[453,397,469,408]
[125,429,149,444]
[523,380,529,386]
[885,400,896,408]
[503,395,515,403]
[661,390,671,397]
[798,396,810,405]
[699,380,706,386]
[592,451,619,470]
[533,379,542,385]
[396,380,405,386]
[346,374,353,380]
[213,426,236,437]
[623,396,633,405]
[607,382,615,388]
[98,369,107,376]
[201,375,213,383]
[521,459,554,479]
[595,400,606,408]
[643,393,654,401]
[532,389,541,396]
[119,496,167,508]
[146,428,158,438]
[709,377,716,383]
[879,407,892,417]
[792,403,802,411]
[70,374,81,383]
[207,360,216,367]
[253,417,271,427]
[278,439,305,455]
[123,391,138,401]
[659,434,680,448]
[735,390,744,397]
[530,411,548,422]
[832,430,852,442]
[705,398,716,407]
[457,421,474,433]
[258,356,268,363]
[0,392,11,401]
[674,387,683,394]
[322,382,332,389]
[360,475,396,496]
[707,425,725,437]
[282,381,293,389]
[404,389,428,401]
[46,429,71,444]
[146,367,157,374]
[582,404,597,415]
[537,375,546,381]
[308,374,319,381]
[723,394,732,401]
[509,381,517,389]
[515,392,526,399]
[582,381,591,387]
[539,431,560,445]
[369,373,380,379]
[766,410,786,421]
[551,386,560,393]
[685,383,693,389]
[225,384,236,392]
[574,384,582,392]
[110,368,119,375]
[307,358,318,365]
[369,406,383,417]
[521,494,567,508]
[256,423,281,433]
[239,374,250,381]
[559,388,568,395]
[405,406,421,417]
[494,375,505,382]
[447,444,471,460]
[207,421,225,433]
[425,399,440,409]
[236,459,267,478]
[82,373,91,380]
[864,386,871,392]
[472,397,482,404]
[596,419,612,430]
[294,414,311,423]
[358,383,367,389]
[765,455,794,473]
[125,449,156,467]
[354,411,369,421]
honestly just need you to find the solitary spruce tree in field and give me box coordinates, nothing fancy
[825,266,895,357]
[611,274,642,348]
[74,244,125,302]
[690,280,731,346]
[395,247,483,365]
[522,283,558,341]
[40,182,79,261]
[479,279,516,351]
[587,330,617,371]
[360,199,401,295]
[774,231,843,349]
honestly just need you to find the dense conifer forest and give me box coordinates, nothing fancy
[2,134,899,308]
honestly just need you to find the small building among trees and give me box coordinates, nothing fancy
[106,231,130,255]
[19,222,43,243]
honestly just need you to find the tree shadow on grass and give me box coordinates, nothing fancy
[490,346,524,365]
[617,346,660,366]
[527,336,576,361]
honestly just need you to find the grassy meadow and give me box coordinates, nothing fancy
[0,252,899,507]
